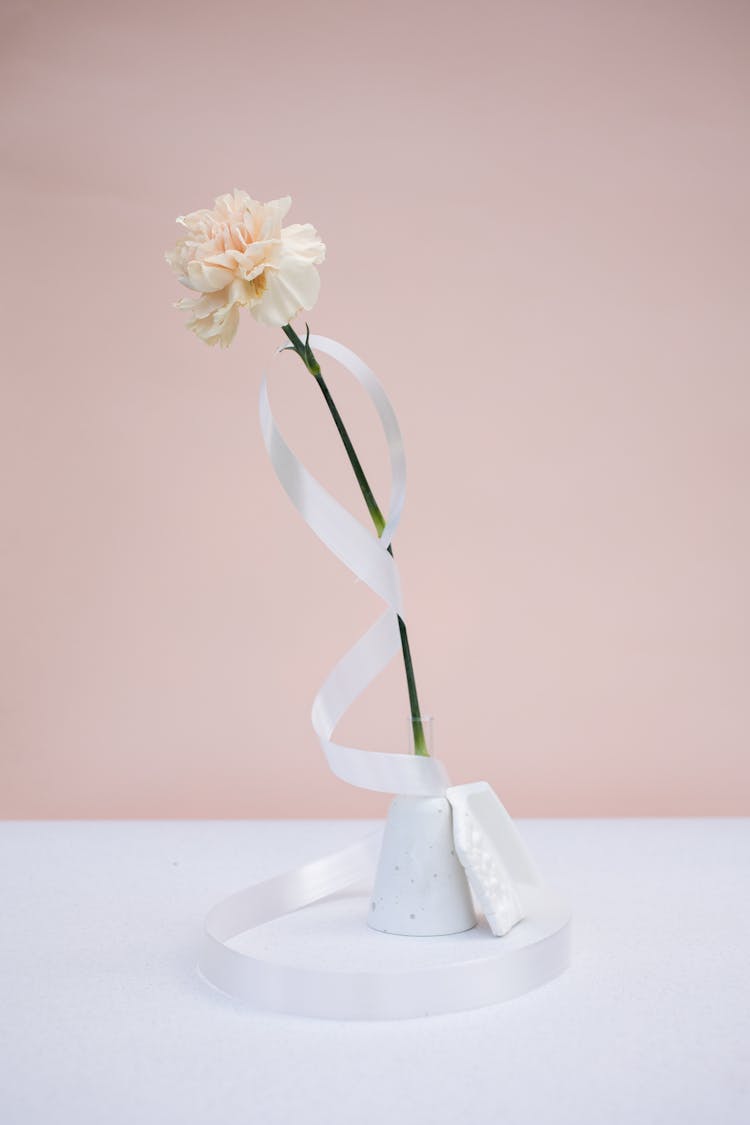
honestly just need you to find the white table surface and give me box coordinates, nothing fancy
[1,818,748,1125]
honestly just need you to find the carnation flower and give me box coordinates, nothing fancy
[165,190,325,347]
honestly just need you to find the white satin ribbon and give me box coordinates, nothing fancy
[259,336,448,798]
[198,335,570,1019]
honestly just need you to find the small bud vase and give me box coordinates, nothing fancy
[368,719,477,937]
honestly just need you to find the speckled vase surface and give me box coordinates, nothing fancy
[368,795,477,936]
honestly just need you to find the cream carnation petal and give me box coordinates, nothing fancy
[213,190,256,220]
[188,295,240,348]
[231,240,281,275]
[218,302,241,347]
[267,195,293,223]
[251,253,321,327]
[175,295,200,311]
[178,210,214,236]
[185,259,234,293]
[227,277,255,306]
[281,223,326,264]
[177,288,231,316]
[166,242,197,276]
[236,258,266,282]
[254,196,292,242]
[203,250,246,271]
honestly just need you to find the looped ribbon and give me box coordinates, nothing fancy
[198,335,570,1019]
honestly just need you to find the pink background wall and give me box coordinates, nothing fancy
[2,0,749,818]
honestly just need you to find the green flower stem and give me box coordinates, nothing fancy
[282,322,429,757]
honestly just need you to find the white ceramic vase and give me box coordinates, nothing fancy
[368,795,477,936]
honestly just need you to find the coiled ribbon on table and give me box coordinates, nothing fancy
[198,335,570,1019]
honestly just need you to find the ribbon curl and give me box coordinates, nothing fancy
[259,335,448,796]
[198,336,571,1018]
